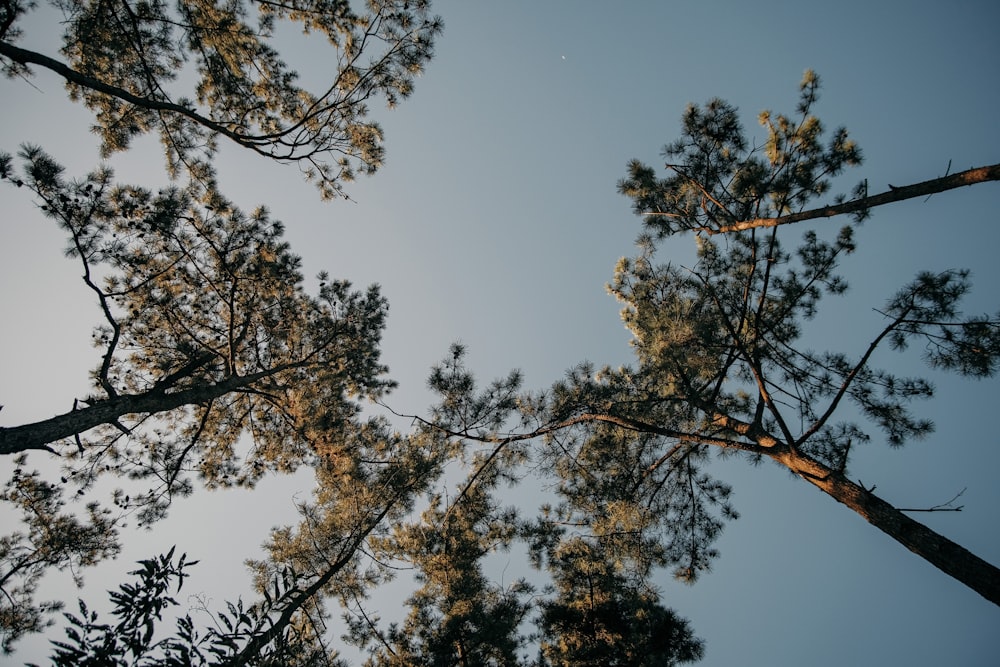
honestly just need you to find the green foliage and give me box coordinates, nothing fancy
[525,72,1000,604]
[0,147,396,643]
[7,58,998,665]
[536,538,703,667]
[885,270,1000,378]
[0,455,119,653]
[603,221,996,468]
[401,73,1000,623]
[30,549,348,666]
[618,70,864,236]
[0,0,443,197]
[608,72,999,472]
[522,355,738,583]
[351,470,533,666]
[426,342,527,439]
[2,145,392,493]
[38,549,198,667]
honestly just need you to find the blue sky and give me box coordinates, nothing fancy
[3,1,1000,664]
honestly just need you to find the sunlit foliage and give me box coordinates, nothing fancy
[0,0,442,197]
[347,465,532,666]
[417,72,1000,605]
[552,72,998,600]
[0,457,119,652]
[0,148,395,647]
[619,70,864,235]
[12,67,998,665]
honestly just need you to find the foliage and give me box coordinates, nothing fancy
[535,537,703,667]
[538,72,999,598]
[0,0,708,657]
[0,147,395,647]
[358,350,707,666]
[610,71,999,469]
[619,69,865,236]
[348,465,533,666]
[0,456,119,653]
[1,145,392,495]
[30,412,455,666]
[7,59,999,665]
[28,548,350,666]
[543,375,738,583]
[243,416,450,667]
[35,549,201,667]
[413,72,1000,606]
[0,0,443,198]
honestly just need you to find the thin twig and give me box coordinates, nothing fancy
[899,487,966,513]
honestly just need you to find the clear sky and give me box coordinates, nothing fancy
[2,1,1000,665]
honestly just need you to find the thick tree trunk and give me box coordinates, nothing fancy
[775,448,1000,606]
[0,369,278,455]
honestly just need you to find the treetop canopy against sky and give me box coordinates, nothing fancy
[2,1,1000,666]
[0,0,442,199]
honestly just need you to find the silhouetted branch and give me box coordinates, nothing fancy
[899,487,966,513]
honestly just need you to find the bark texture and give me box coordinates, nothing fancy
[775,448,1000,606]
[0,368,280,455]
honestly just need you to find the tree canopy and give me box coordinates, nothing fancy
[4,4,997,660]
[615,73,1000,599]
[619,69,999,236]
[0,1,447,649]
[417,71,1000,604]
[0,147,396,648]
[0,0,443,197]
[0,189,709,657]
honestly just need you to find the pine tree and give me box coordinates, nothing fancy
[535,538,703,667]
[618,69,998,236]
[420,72,1000,607]
[577,72,1000,603]
[0,0,456,658]
[348,470,532,666]
[0,148,396,648]
[0,0,442,198]
[396,345,708,667]
[0,459,119,653]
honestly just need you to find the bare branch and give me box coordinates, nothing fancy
[899,487,966,513]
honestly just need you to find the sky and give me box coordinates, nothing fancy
[2,1,1000,665]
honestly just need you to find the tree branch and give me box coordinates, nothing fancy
[774,452,1000,606]
[0,359,310,455]
[221,499,397,666]
[0,39,264,152]
[899,487,966,513]
[687,163,1000,234]
[796,308,910,447]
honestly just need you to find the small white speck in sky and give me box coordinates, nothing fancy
[561,55,566,60]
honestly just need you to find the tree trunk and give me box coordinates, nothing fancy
[0,369,278,455]
[221,501,397,667]
[775,448,1000,606]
